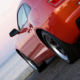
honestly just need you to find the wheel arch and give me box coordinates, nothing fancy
[36,29,50,48]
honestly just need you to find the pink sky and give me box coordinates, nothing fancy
[0,0,21,65]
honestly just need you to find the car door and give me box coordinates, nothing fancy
[17,3,47,62]
[17,2,55,63]
[17,4,33,56]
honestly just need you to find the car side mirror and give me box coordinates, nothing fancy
[9,29,19,37]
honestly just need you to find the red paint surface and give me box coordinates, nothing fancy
[14,0,80,64]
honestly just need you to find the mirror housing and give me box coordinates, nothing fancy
[9,29,19,37]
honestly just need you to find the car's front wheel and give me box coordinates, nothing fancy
[16,50,47,72]
[41,30,80,64]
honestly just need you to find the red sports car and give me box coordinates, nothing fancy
[10,0,80,72]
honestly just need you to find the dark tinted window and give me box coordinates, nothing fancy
[17,4,31,30]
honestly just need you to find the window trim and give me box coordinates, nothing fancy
[17,4,23,31]
[23,3,31,18]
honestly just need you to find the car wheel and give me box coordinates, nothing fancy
[41,30,80,64]
[17,50,47,72]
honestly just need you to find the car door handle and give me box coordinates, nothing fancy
[27,24,33,33]
[29,24,33,29]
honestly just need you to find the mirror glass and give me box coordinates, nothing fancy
[9,29,19,37]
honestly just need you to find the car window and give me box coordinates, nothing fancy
[18,5,28,30]
[24,3,31,17]
[17,4,31,30]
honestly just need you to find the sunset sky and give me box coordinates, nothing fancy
[0,0,21,65]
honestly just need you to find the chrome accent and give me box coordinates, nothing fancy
[20,51,38,70]
[27,60,38,70]
[45,36,69,62]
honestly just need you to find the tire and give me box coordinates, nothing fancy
[41,30,80,64]
[16,50,47,72]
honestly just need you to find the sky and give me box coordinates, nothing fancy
[0,0,21,66]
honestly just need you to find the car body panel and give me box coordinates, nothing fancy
[15,0,80,64]
[41,0,80,44]
[16,0,55,63]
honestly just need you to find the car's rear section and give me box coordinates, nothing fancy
[40,0,80,44]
